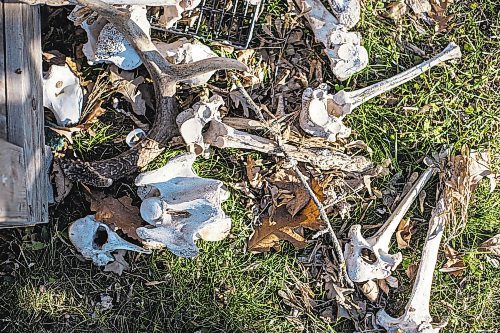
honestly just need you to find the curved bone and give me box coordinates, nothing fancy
[69,215,150,266]
[376,197,447,332]
[176,95,224,155]
[345,163,437,282]
[125,128,146,147]
[43,64,83,126]
[60,0,247,187]
[332,42,462,116]
[203,120,372,172]
[135,153,231,257]
[293,0,368,80]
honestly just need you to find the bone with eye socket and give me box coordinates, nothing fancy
[344,160,438,283]
[376,196,448,333]
[299,43,461,141]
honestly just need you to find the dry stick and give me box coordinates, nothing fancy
[231,76,354,289]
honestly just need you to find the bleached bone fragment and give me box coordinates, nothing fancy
[43,63,83,126]
[327,0,361,28]
[176,95,224,155]
[125,128,146,147]
[300,83,351,141]
[69,215,150,266]
[69,5,150,70]
[331,42,462,116]
[135,153,231,257]
[159,0,201,29]
[203,120,372,172]
[376,197,447,332]
[154,38,218,86]
[345,163,437,282]
[294,0,367,80]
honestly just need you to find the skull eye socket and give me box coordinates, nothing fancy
[93,226,109,249]
[361,248,377,264]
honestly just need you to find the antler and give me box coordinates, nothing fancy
[60,0,247,186]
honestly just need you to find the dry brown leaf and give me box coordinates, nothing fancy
[103,250,129,276]
[52,160,73,203]
[245,155,263,188]
[360,280,379,302]
[377,278,390,296]
[396,218,416,249]
[429,0,453,32]
[439,244,465,276]
[479,234,500,256]
[270,168,311,218]
[78,101,107,129]
[248,180,324,252]
[109,65,146,116]
[384,1,408,20]
[406,262,419,280]
[89,192,144,241]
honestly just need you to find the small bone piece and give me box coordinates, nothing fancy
[43,63,83,126]
[176,95,224,154]
[69,5,150,70]
[135,153,231,257]
[159,0,202,29]
[377,196,447,332]
[327,0,361,28]
[294,0,368,80]
[154,38,219,86]
[69,215,150,266]
[125,128,146,147]
[345,162,437,282]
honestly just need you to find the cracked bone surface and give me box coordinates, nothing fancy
[203,120,372,172]
[345,163,437,282]
[43,63,83,126]
[159,0,202,29]
[294,0,367,80]
[176,95,224,155]
[332,42,462,116]
[69,215,150,266]
[68,5,150,70]
[135,153,231,257]
[377,196,447,332]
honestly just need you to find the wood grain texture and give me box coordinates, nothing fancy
[2,2,48,227]
[0,0,6,140]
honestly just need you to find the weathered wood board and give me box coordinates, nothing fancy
[0,1,48,228]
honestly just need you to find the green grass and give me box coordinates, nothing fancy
[1,1,499,332]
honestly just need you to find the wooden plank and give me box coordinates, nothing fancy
[0,0,7,140]
[0,139,29,224]
[4,2,48,225]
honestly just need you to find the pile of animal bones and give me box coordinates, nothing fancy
[30,0,496,331]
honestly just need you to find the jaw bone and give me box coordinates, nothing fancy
[69,215,150,266]
[135,153,231,257]
[345,161,438,282]
[376,196,448,332]
[299,43,461,141]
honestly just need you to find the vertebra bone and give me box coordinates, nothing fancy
[69,215,150,266]
[345,162,437,282]
[376,196,447,332]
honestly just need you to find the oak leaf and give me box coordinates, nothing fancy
[479,234,500,256]
[109,65,146,116]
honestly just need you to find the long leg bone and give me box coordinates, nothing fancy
[376,196,447,332]
[345,162,437,282]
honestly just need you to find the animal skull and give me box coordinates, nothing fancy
[345,161,437,282]
[135,153,231,257]
[69,215,150,266]
[43,63,83,126]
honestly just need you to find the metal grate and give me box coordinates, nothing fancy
[150,0,263,49]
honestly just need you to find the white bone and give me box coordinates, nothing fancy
[125,128,146,147]
[69,215,150,266]
[345,163,437,282]
[43,63,83,126]
[376,196,447,332]
[176,95,224,155]
[294,0,368,80]
[69,6,150,70]
[327,0,361,28]
[159,0,202,29]
[135,153,231,257]
[331,42,462,116]
[154,38,218,86]
[203,120,373,172]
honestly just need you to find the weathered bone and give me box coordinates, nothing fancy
[135,153,231,257]
[24,0,187,5]
[69,215,150,266]
[293,0,368,80]
[345,163,437,282]
[203,120,373,172]
[159,0,202,29]
[55,0,247,187]
[43,64,83,126]
[327,0,360,28]
[376,196,447,332]
[125,128,146,147]
[331,42,462,116]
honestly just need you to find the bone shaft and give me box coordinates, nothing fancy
[347,42,461,109]
[405,197,446,314]
[373,166,436,245]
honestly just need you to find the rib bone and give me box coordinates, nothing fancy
[345,162,437,282]
[376,196,447,332]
